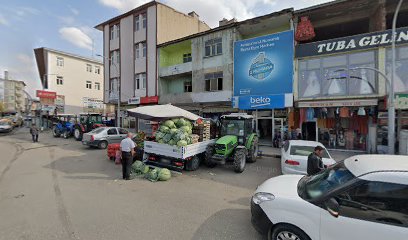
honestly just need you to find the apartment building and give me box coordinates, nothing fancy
[34,48,105,115]
[95,1,210,127]
[0,71,26,113]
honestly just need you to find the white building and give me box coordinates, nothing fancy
[0,71,26,113]
[34,48,107,115]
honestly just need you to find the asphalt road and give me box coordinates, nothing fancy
[0,128,281,240]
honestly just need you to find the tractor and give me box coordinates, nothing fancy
[52,114,77,139]
[205,113,258,173]
[73,113,105,141]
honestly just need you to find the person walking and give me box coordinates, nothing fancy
[307,146,324,175]
[120,132,135,180]
[30,123,39,143]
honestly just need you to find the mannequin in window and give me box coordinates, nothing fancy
[303,71,320,97]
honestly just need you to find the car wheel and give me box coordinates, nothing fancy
[269,224,311,240]
[74,128,82,141]
[204,145,217,168]
[185,155,200,171]
[247,137,258,163]
[52,127,60,137]
[98,141,108,149]
[233,148,246,173]
[63,131,69,139]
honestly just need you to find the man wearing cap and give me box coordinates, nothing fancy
[307,146,325,175]
[120,132,135,180]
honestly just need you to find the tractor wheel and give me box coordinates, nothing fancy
[52,127,60,137]
[74,128,83,141]
[98,141,108,149]
[247,137,259,163]
[204,145,217,168]
[233,148,246,173]
[63,131,69,139]
[185,155,200,171]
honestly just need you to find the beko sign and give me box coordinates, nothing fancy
[296,26,408,58]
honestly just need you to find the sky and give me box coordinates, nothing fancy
[0,0,332,97]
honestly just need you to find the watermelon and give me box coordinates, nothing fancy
[158,168,171,181]
[141,165,150,174]
[131,161,144,173]
[164,120,176,129]
[162,133,172,143]
[177,140,188,147]
[146,168,160,182]
[160,125,170,133]
[180,126,191,133]
[171,118,179,126]
[168,139,176,146]
[169,128,178,135]
[176,118,188,128]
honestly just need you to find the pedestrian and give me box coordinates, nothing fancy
[307,146,325,175]
[120,132,135,180]
[30,123,39,143]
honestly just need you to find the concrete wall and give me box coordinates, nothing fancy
[46,51,104,115]
[147,5,157,97]
[104,25,110,103]
[156,4,210,45]
[120,15,134,102]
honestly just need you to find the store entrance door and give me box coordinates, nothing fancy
[302,122,317,141]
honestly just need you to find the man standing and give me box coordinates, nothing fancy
[30,123,39,143]
[307,146,324,175]
[120,132,135,180]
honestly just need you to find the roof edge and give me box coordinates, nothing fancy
[34,47,103,64]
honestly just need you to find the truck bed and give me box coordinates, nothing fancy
[143,140,215,159]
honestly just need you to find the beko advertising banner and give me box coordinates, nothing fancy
[233,30,294,109]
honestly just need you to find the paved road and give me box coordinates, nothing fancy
[0,129,281,240]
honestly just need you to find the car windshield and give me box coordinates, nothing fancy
[290,145,330,159]
[299,162,355,200]
[221,119,245,136]
[90,127,105,134]
[0,121,10,126]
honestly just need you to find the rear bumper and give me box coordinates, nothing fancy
[82,140,100,147]
[251,200,272,235]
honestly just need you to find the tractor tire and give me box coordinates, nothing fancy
[233,148,246,173]
[74,128,83,141]
[52,127,60,138]
[98,141,108,149]
[185,155,200,171]
[63,131,69,139]
[204,145,217,168]
[247,137,259,163]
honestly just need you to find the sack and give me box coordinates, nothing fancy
[115,151,121,165]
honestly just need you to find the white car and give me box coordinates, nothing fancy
[281,140,336,175]
[251,155,408,240]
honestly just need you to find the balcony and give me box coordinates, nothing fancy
[159,62,192,78]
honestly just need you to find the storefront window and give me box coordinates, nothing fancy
[298,51,377,99]
[386,46,408,93]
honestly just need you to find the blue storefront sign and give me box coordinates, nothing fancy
[233,30,294,109]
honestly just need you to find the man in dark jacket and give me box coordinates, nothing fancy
[307,146,324,175]
[30,123,39,142]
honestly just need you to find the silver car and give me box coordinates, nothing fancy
[82,127,129,149]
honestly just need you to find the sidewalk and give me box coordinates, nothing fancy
[259,146,362,161]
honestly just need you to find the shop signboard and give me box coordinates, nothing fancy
[297,99,378,108]
[128,97,140,105]
[296,26,408,58]
[396,94,408,109]
[36,90,56,99]
[233,30,294,109]
[140,96,159,104]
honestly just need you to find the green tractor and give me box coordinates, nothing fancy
[205,113,258,173]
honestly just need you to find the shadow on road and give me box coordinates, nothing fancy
[192,208,266,240]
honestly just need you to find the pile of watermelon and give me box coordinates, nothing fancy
[131,161,171,182]
[154,118,193,147]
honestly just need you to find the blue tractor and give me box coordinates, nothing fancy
[52,114,77,139]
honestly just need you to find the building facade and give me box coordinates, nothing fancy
[95,1,210,129]
[0,71,26,113]
[293,0,408,153]
[34,48,106,115]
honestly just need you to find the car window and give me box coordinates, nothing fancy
[90,128,105,134]
[118,128,128,134]
[335,181,408,228]
[107,128,118,135]
[290,145,330,158]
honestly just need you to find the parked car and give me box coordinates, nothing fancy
[281,140,336,175]
[82,127,128,149]
[251,155,408,240]
[0,119,13,133]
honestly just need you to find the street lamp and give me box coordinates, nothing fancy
[96,54,121,127]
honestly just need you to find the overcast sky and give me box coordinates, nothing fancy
[0,0,332,96]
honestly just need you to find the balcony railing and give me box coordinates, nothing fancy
[159,62,192,78]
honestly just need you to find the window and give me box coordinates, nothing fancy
[335,181,408,228]
[107,128,118,135]
[110,26,114,40]
[110,50,120,66]
[205,72,223,91]
[135,44,140,59]
[289,145,330,158]
[118,128,128,134]
[183,53,192,63]
[204,38,222,57]
[135,15,140,31]
[184,81,192,92]
[110,24,120,40]
[298,51,377,99]
[142,13,147,29]
[86,81,92,89]
[95,66,100,74]
[56,76,63,85]
[57,57,64,67]
[95,82,100,90]
[386,46,408,93]
[86,64,92,72]
[142,42,147,57]
[110,78,118,92]
[134,72,146,90]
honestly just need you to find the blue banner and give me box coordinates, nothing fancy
[233,31,294,97]
[237,95,290,110]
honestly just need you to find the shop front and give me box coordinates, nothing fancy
[124,96,159,133]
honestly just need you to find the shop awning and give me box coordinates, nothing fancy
[127,104,201,121]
